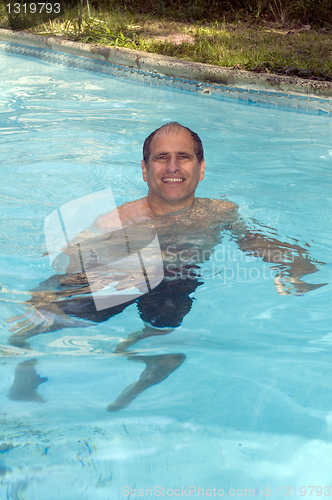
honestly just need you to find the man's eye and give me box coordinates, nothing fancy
[157,156,166,161]
[179,155,189,160]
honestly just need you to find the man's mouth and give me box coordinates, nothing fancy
[162,178,185,183]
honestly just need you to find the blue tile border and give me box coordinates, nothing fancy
[1,40,332,115]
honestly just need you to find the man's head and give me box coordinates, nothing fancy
[141,122,205,214]
[143,122,204,167]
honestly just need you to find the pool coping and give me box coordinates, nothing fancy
[1,28,332,98]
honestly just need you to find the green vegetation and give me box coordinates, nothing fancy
[0,0,331,80]
[140,24,332,79]
[92,0,332,26]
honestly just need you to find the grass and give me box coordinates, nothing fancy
[0,3,331,80]
[140,23,332,79]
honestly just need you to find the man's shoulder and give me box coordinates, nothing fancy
[94,197,150,231]
[197,197,238,212]
[119,198,152,223]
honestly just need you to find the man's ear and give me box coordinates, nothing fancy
[141,160,148,182]
[199,159,206,181]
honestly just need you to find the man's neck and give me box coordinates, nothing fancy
[146,194,195,217]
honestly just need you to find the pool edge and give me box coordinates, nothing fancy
[1,28,332,98]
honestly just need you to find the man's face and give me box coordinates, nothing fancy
[141,128,205,207]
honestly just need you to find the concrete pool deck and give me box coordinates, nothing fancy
[1,27,332,98]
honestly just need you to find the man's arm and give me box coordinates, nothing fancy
[226,206,326,295]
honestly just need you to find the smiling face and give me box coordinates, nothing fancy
[141,127,205,215]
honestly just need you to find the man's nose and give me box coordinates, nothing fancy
[166,155,179,172]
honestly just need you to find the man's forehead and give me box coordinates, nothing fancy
[150,127,194,151]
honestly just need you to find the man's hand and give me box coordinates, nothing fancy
[6,304,94,348]
[230,213,327,296]
[7,308,57,347]
[274,274,327,296]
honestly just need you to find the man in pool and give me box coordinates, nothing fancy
[7,122,326,411]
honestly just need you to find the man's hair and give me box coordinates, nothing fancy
[143,122,204,165]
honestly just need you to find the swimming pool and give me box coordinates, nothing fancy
[1,45,332,500]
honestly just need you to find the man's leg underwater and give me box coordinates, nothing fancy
[108,349,185,412]
[7,273,136,349]
[107,277,202,411]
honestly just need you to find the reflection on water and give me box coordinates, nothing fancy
[8,358,47,402]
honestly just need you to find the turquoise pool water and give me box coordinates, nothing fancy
[1,48,332,499]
